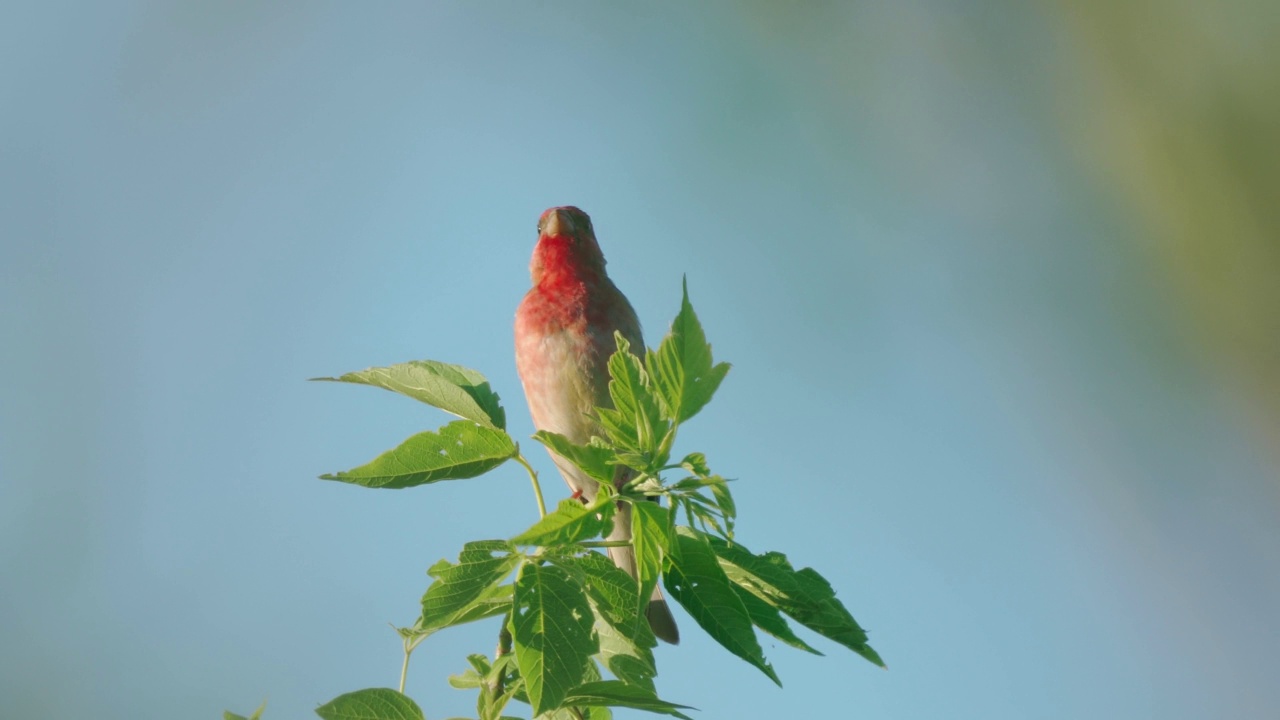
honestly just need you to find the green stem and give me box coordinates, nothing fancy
[579,540,633,549]
[488,615,513,698]
[399,636,412,694]
[398,631,430,694]
[514,450,548,518]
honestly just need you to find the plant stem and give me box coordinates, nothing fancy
[578,540,633,549]
[397,631,430,694]
[514,450,548,518]
[488,615,513,698]
[399,636,412,694]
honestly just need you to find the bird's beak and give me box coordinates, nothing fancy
[539,207,574,238]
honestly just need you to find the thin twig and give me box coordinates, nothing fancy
[514,451,548,518]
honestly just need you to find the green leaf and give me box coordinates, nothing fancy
[447,651,494,690]
[314,688,424,720]
[477,674,521,720]
[443,582,513,631]
[223,702,266,720]
[663,528,780,685]
[420,541,519,634]
[511,497,615,548]
[598,333,669,466]
[446,653,522,719]
[553,553,658,691]
[687,501,729,540]
[407,582,512,640]
[546,706,612,720]
[646,278,730,424]
[447,670,483,689]
[532,431,616,486]
[321,420,516,489]
[313,359,506,429]
[678,452,709,477]
[732,584,823,655]
[512,561,598,716]
[561,681,695,720]
[708,537,884,667]
[630,501,671,610]
[669,477,716,492]
[557,552,651,635]
[708,478,736,538]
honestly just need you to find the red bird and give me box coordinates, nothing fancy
[515,206,680,644]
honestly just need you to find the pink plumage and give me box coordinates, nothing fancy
[515,206,679,644]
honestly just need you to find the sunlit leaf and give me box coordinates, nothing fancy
[314,688,424,720]
[223,701,266,720]
[532,431,617,486]
[561,681,695,720]
[707,478,736,537]
[646,278,730,424]
[732,584,822,655]
[663,528,779,685]
[313,360,505,429]
[709,537,883,667]
[409,582,513,640]
[678,452,709,477]
[630,501,671,609]
[598,333,669,467]
[512,561,598,715]
[511,497,615,548]
[419,541,518,634]
[554,552,658,691]
[320,421,516,489]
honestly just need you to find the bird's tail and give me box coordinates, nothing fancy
[643,591,681,646]
[608,503,680,644]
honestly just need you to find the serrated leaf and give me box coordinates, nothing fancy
[556,552,652,635]
[314,688,424,720]
[732,584,823,655]
[512,562,598,716]
[472,654,525,720]
[545,706,612,720]
[313,360,506,429]
[708,478,736,537]
[678,452,709,477]
[646,278,730,424]
[553,553,658,691]
[561,681,695,720]
[533,431,616,486]
[630,502,671,610]
[663,528,779,685]
[477,676,521,720]
[708,537,884,667]
[224,701,266,720]
[468,653,494,676]
[419,541,518,634]
[321,420,516,489]
[409,582,513,640]
[687,502,729,540]
[601,334,669,465]
[448,669,484,689]
[511,497,615,548]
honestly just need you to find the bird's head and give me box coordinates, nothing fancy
[530,206,607,285]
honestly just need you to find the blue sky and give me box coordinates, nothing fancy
[3,3,1278,719]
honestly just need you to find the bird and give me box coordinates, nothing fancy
[514,205,680,644]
